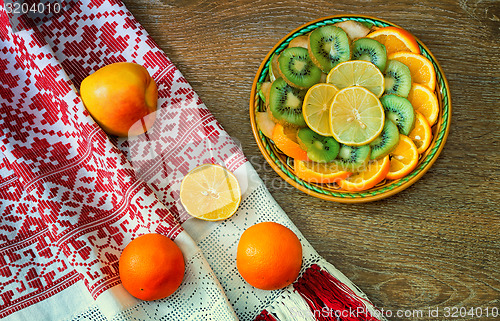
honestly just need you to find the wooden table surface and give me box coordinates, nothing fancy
[124,0,499,319]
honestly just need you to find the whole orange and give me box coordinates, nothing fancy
[80,62,158,137]
[119,233,185,301]
[236,222,302,290]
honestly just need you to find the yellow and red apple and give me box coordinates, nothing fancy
[80,62,158,137]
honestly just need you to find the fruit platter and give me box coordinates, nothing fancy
[250,15,451,203]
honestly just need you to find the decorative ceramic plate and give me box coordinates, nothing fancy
[249,15,451,203]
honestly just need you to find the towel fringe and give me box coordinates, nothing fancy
[269,289,316,321]
[253,263,383,321]
[293,264,381,321]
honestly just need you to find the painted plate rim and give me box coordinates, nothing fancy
[249,15,451,203]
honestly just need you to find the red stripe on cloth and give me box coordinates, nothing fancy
[39,0,248,225]
[254,309,278,321]
[1,0,247,316]
[0,1,184,315]
[294,264,381,321]
[0,248,81,318]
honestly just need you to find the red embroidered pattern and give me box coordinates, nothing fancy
[0,0,246,317]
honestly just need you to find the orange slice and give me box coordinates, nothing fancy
[294,160,351,184]
[272,124,308,160]
[409,112,432,154]
[338,155,390,191]
[180,164,241,221]
[386,135,419,180]
[366,26,420,56]
[388,52,436,91]
[407,83,439,126]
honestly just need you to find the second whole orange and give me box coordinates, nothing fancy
[237,222,302,291]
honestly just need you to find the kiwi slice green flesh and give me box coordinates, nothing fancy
[369,118,400,160]
[278,47,322,89]
[269,77,307,127]
[361,21,374,29]
[333,144,371,172]
[384,60,412,97]
[308,25,351,73]
[351,38,387,71]
[380,94,415,135]
[297,128,340,163]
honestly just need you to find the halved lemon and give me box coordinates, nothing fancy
[180,164,241,221]
[386,135,419,180]
[338,155,390,191]
[294,159,351,184]
[326,60,385,97]
[329,86,385,146]
[303,83,339,136]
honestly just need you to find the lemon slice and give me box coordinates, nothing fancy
[180,164,241,221]
[329,86,385,146]
[326,60,385,97]
[303,83,339,136]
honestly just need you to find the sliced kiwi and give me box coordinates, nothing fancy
[297,128,340,163]
[278,47,322,89]
[268,77,307,127]
[255,111,276,139]
[334,21,370,40]
[351,38,387,71]
[380,94,415,135]
[369,118,400,160]
[268,53,280,82]
[308,25,351,73]
[384,60,412,97]
[333,144,371,171]
[257,82,272,106]
[361,21,375,29]
[288,35,309,49]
